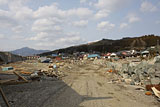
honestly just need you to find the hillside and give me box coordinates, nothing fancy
[11,47,50,56]
[0,52,25,64]
[40,35,160,56]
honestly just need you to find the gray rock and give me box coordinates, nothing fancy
[124,79,132,84]
[131,74,140,83]
[155,72,160,77]
[147,68,155,74]
[130,81,135,85]
[106,62,114,69]
[113,58,160,86]
[128,66,136,75]
[151,78,160,84]
[154,56,160,63]
[122,74,129,79]
[154,63,160,71]
[121,63,129,73]
[139,73,145,81]
[145,67,156,78]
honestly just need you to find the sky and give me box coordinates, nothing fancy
[0,0,160,51]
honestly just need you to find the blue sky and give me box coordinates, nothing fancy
[0,0,160,51]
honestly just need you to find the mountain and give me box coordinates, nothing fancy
[11,47,50,56]
[39,35,160,56]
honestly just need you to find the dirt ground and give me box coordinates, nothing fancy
[0,59,160,107]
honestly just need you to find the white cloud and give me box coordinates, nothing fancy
[34,4,93,19]
[89,2,94,6]
[32,4,93,43]
[94,0,130,19]
[97,21,115,31]
[0,0,8,5]
[35,34,85,49]
[30,3,93,49]
[27,32,49,41]
[127,14,140,23]
[120,23,128,29]
[54,26,62,32]
[14,7,33,20]
[120,14,140,29]
[11,35,25,40]
[0,34,5,39]
[56,36,84,45]
[72,20,88,27]
[80,0,87,4]
[34,3,66,19]
[156,20,160,24]
[1,1,90,50]
[140,1,157,12]
[67,8,93,18]
[158,2,160,6]
[95,0,130,11]
[32,18,63,32]
[43,36,84,47]
[94,9,110,19]
[0,9,17,28]
[0,0,33,32]
[33,18,61,26]
[12,25,23,33]
[7,0,33,21]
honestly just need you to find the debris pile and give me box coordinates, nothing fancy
[0,62,66,107]
[105,56,160,86]
[118,57,160,86]
[104,56,160,101]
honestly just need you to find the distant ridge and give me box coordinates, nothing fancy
[39,35,160,56]
[11,47,50,56]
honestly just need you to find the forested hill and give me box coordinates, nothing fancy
[40,35,160,56]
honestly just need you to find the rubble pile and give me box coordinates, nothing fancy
[103,56,160,100]
[119,57,160,85]
[104,56,160,86]
[29,70,65,81]
[29,63,66,81]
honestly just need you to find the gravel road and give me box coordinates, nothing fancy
[0,61,159,107]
